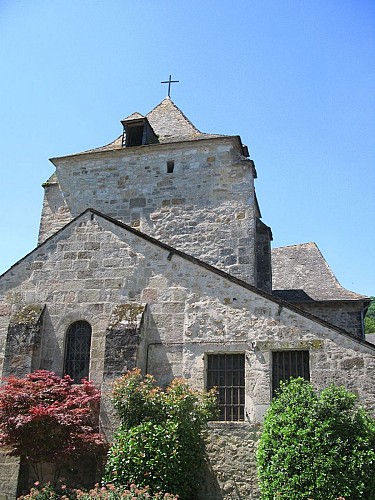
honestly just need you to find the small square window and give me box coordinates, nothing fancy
[126,124,144,147]
[167,161,174,173]
[206,353,245,421]
[272,350,310,398]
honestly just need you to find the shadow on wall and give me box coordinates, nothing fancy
[199,458,223,500]
[16,455,102,497]
[143,309,181,387]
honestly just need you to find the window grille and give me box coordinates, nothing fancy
[64,321,91,383]
[272,350,309,398]
[206,353,245,421]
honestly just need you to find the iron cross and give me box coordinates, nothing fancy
[161,75,179,97]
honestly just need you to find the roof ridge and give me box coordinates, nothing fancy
[272,242,316,250]
[146,97,201,137]
[122,111,145,121]
[148,97,201,133]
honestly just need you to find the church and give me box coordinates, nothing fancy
[0,97,374,498]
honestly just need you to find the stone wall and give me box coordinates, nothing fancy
[2,305,44,377]
[1,211,375,497]
[297,301,364,339]
[40,137,258,285]
[255,218,272,293]
[103,303,146,380]
[3,212,375,413]
[203,423,261,499]
[0,454,20,500]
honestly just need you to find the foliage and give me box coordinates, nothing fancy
[18,482,178,499]
[105,369,216,499]
[365,296,375,333]
[0,370,107,483]
[366,297,375,318]
[257,378,375,500]
[365,316,375,334]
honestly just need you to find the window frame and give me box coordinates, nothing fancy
[271,349,310,398]
[63,320,92,384]
[206,352,246,422]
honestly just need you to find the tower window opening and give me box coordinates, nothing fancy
[126,125,144,147]
[167,161,174,173]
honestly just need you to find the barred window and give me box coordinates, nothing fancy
[64,321,92,383]
[272,350,310,398]
[206,353,245,421]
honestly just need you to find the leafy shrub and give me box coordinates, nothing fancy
[18,482,178,499]
[257,378,375,500]
[106,421,180,490]
[105,369,216,499]
[0,370,107,484]
[365,315,375,334]
[365,297,375,333]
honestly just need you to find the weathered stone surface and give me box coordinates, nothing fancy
[1,212,374,420]
[0,98,372,498]
[0,455,20,500]
[39,137,258,285]
[2,305,44,377]
[202,423,261,499]
[297,301,365,338]
[104,303,146,380]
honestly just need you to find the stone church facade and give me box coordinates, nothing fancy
[0,97,374,498]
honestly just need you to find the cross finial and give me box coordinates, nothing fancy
[161,74,179,97]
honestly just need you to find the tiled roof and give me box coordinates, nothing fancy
[56,98,224,158]
[272,242,367,301]
[122,111,144,121]
[77,136,122,155]
[146,97,200,138]
[146,97,224,143]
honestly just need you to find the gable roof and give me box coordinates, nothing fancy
[272,242,368,301]
[122,112,144,121]
[2,209,373,350]
[146,98,224,144]
[145,97,204,142]
[53,98,225,158]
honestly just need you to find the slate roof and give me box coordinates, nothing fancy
[272,242,368,302]
[60,98,225,158]
[145,97,222,143]
[122,111,145,121]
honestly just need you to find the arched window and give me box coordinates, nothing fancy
[64,320,92,383]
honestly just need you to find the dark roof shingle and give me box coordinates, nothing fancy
[272,242,367,301]
[55,98,225,159]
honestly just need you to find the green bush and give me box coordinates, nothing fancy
[105,369,216,499]
[365,296,375,333]
[365,315,375,334]
[257,378,375,500]
[106,421,182,492]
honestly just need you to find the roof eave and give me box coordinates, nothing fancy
[49,135,244,164]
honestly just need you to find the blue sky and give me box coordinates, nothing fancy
[0,0,374,296]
